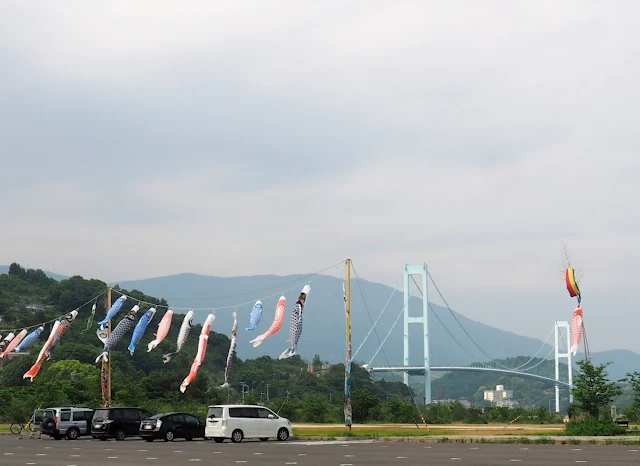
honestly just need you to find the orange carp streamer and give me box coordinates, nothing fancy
[180,313,215,393]
[23,321,61,382]
[249,296,286,348]
[570,305,583,356]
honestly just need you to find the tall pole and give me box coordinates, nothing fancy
[344,258,352,431]
[101,287,112,407]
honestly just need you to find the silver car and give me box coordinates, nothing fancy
[38,407,94,440]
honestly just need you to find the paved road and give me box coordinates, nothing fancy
[0,436,638,465]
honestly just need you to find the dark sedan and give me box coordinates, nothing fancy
[139,412,205,442]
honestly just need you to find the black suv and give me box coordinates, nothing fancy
[91,407,152,441]
[139,412,205,442]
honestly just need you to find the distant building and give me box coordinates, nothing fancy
[483,384,515,406]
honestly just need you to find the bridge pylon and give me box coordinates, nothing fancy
[403,264,431,405]
[554,320,573,412]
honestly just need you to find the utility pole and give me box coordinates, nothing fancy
[344,258,352,431]
[265,383,270,402]
[101,288,112,407]
[240,382,248,403]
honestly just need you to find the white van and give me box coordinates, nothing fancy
[204,404,292,443]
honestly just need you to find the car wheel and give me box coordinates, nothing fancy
[115,429,126,441]
[213,437,224,443]
[164,430,175,442]
[231,429,243,443]
[66,428,80,440]
[277,428,289,441]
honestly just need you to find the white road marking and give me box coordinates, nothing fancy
[107,456,118,459]
[26,463,36,465]
[575,462,588,463]
[105,448,114,451]
[174,450,183,453]
[451,458,461,461]
[470,447,479,450]
[214,451,222,454]
[36,454,46,456]
[189,460,201,463]
[146,458,157,460]
[72,448,81,450]
[398,457,408,459]
[137,450,148,452]
[572,448,582,451]
[70,454,80,457]
[520,447,528,450]
[254,452,263,455]
[44,447,51,449]
[424,446,432,449]
[4,453,14,455]
[629,449,639,452]
[285,463,298,465]
[339,464,353,466]
[235,462,247,464]
[345,454,354,457]
[297,454,306,456]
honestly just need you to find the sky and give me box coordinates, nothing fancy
[1,1,639,352]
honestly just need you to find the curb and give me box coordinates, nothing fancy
[291,435,640,445]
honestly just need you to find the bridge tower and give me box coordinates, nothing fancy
[403,264,431,405]
[554,320,573,412]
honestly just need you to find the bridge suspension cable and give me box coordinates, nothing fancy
[352,283,398,360]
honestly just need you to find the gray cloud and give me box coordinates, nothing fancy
[1,1,639,352]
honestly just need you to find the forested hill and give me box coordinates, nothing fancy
[0,264,415,424]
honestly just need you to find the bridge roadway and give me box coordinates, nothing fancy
[370,366,571,387]
[0,436,637,465]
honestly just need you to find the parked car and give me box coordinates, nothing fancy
[139,412,206,442]
[37,407,94,440]
[91,406,152,441]
[204,404,292,443]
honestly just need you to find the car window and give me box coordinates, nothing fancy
[207,407,223,418]
[173,414,186,423]
[72,412,85,421]
[184,414,199,424]
[125,409,140,420]
[230,407,259,418]
[93,409,109,421]
[257,408,276,419]
[60,412,71,422]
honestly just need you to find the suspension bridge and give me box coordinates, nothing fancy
[353,264,574,413]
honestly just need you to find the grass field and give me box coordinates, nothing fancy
[290,423,566,437]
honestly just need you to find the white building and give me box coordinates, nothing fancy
[483,384,514,405]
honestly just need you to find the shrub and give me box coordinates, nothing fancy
[564,419,627,436]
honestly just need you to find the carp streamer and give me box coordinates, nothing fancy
[249,296,286,348]
[163,310,194,363]
[180,313,215,393]
[220,312,238,388]
[95,306,140,363]
[279,284,310,360]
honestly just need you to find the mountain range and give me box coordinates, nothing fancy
[2,265,638,380]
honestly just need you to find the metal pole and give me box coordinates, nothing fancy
[344,258,352,431]
[554,321,560,413]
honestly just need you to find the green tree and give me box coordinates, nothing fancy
[571,360,622,419]
[312,354,323,373]
[620,371,640,420]
[351,388,380,422]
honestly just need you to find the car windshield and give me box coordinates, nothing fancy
[207,407,223,418]
[93,409,110,421]
[34,409,53,422]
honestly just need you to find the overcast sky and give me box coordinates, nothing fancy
[1,1,638,353]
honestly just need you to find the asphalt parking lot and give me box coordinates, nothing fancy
[0,436,638,465]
